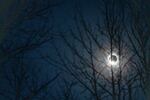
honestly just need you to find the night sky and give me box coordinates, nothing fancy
[0,0,149,100]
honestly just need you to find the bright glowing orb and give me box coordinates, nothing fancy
[107,53,119,66]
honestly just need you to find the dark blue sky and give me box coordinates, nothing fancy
[0,0,148,100]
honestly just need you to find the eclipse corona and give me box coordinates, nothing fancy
[107,53,119,66]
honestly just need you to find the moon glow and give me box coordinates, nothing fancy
[107,53,119,66]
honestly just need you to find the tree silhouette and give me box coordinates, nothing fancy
[45,0,143,100]
[127,0,150,99]
[0,0,61,100]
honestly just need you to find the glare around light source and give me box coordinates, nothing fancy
[107,53,119,66]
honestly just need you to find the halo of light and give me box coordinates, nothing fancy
[107,53,119,67]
